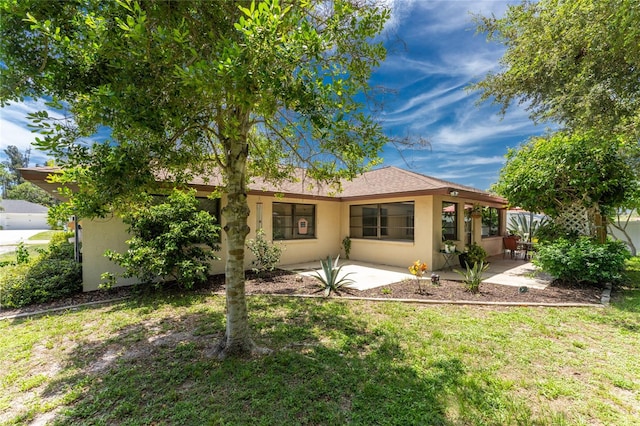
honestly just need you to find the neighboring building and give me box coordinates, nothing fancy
[0,199,49,230]
[21,166,507,291]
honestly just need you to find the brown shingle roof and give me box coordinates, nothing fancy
[20,166,505,204]
[338,166,490,199]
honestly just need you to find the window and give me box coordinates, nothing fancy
[272,202,316,240]
[482,207,500,237]
[197,197,221,242]
[349,202,414,241]
[198,197,220,217]
[442,202,458,241]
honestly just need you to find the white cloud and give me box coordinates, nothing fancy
[431,113,535,149]
[393,1,510,37]
[382,80,467,120]
[0,100,66,165]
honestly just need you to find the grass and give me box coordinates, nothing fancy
[1,286,639,425]
[623,257,640,289]
[0,244,49,263]
[28,230,63,241]
[0,231,63,263]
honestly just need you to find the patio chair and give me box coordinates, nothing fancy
[503,236,522,260]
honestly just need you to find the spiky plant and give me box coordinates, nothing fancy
[454,261,489,294]
[312,255,355,297]
[508,213,549,242]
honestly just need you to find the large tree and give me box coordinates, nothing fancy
[6,181,57,207]
[0,163,11,198]
[472,0,640,139]
[493,131,639,218]
[1,145,30,195]
[0,0,389,357]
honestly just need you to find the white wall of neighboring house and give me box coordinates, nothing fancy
[608,219,640,252]
[0,200,50,230]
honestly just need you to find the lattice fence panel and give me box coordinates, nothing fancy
[553,202,599,237]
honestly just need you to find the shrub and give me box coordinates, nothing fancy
[534,237,630,285]
[0,238,82,309]
[466,243,488,264]
[246,229,284,275]
[342,236,351,259]
[105,189,220,289]
[47,231,75,259]
[535,222,580,243]
[15,242,30,264]
[623,257,640,289]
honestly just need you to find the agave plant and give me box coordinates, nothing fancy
[312,255,355,297]
[508,213,549,242]
[454,261,489,294]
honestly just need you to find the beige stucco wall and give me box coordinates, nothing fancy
[80,192,507,291]
[245,194,342,266]
[340,196,434,270]
[80,193,343,291]
[81,216,139,291]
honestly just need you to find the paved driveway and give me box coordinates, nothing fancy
[0,229,49,245]
[0,229,51,254]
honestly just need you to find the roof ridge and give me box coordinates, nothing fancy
[370,166,490,194]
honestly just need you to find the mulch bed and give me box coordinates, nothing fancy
[236,270,604,305]
[1,269,605,319]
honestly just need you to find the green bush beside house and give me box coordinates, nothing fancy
[534,237,630,286]
[0,232,82,309]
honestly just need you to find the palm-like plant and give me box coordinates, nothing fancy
[454,261,489,294]
[312,255,355,297]
[508,213,549,242]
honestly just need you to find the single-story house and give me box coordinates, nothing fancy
[21,166,507,292]
[0,199,50,230]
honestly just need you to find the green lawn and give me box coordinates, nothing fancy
[624,257,640,288]
[1,287,638,425]
[0,231,64,263]
[0,244,49,263]
[28,230,63,241]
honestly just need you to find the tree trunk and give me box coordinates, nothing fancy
[608,222,637,256]
[213,115,270,359]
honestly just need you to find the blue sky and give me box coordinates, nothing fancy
[0,0,547,191]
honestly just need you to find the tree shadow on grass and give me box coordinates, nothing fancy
[22,296,536,425]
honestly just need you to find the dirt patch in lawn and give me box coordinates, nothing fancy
[1,270,604,319]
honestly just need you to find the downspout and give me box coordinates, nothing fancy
[73,215,81,263]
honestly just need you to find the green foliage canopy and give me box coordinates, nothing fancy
[0,0,390,357]
[472,0,640,139]
[492,132,639,216]
[1,0,389,212]
[1,145,29,196]
[6,181,57,207]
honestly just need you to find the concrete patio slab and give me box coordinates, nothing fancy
[434,256,551,290]
[281,255,552,292]
[280,260,414,291]
[482,261,552,290]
